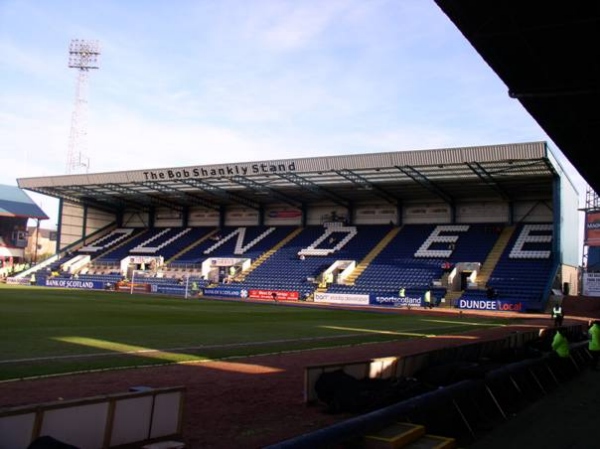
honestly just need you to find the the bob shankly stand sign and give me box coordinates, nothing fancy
[141,161,298,181]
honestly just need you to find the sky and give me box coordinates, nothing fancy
[0,0,589,230]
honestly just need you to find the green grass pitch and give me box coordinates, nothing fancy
[0,285,515,382]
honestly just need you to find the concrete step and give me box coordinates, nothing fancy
[402,434,457,449]
[363,422,457,449]
[141,441,185,449]
[363,422,425,449]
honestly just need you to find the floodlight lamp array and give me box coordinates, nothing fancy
[68,39,101,69]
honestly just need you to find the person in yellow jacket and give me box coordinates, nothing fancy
[423,290,433,309]
[588,320,600,370]
[551,303,564,327]
[551,329,570,358]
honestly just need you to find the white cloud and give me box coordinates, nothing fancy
[0,0,587,230]
[252,0,353,51]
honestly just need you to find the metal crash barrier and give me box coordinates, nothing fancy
[272,325,590,449]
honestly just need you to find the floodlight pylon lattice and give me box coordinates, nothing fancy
[66,39,100,175]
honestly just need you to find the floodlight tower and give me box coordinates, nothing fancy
[66,39,100,174]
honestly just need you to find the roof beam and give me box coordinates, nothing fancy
[103,183,183,212]
[24,186,85,205]
[465,162,511,200]
[63,185,136,212]
[276,172,350,207]
[395,166,454,204]
[136,181,219,210]
[334,169,398,205]
[179,178,260,210]
[230,176,302,208]
[509,86,600,99]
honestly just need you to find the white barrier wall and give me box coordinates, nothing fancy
[187,206,220,227]
[0,386,185,449]
[99,197,552,232]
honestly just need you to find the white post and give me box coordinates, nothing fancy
[184,274,189,299]
[130,270,135,295]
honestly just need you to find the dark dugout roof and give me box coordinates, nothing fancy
[0,184,49,219]
[17,142,558,214]
[435,0,600,196]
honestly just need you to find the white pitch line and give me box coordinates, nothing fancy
[0,321,481,364]
[0,333,361,364]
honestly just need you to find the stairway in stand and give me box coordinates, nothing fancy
[233,227,304,282]
[437,226,515,308]
[440,290,462,309]
[476,226,515,288]
[344,226,401,286]
[165,229,219,265]
[92,229,148,266]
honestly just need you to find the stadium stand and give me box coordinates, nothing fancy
[11,142,581,313]
[0,184,49,278]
